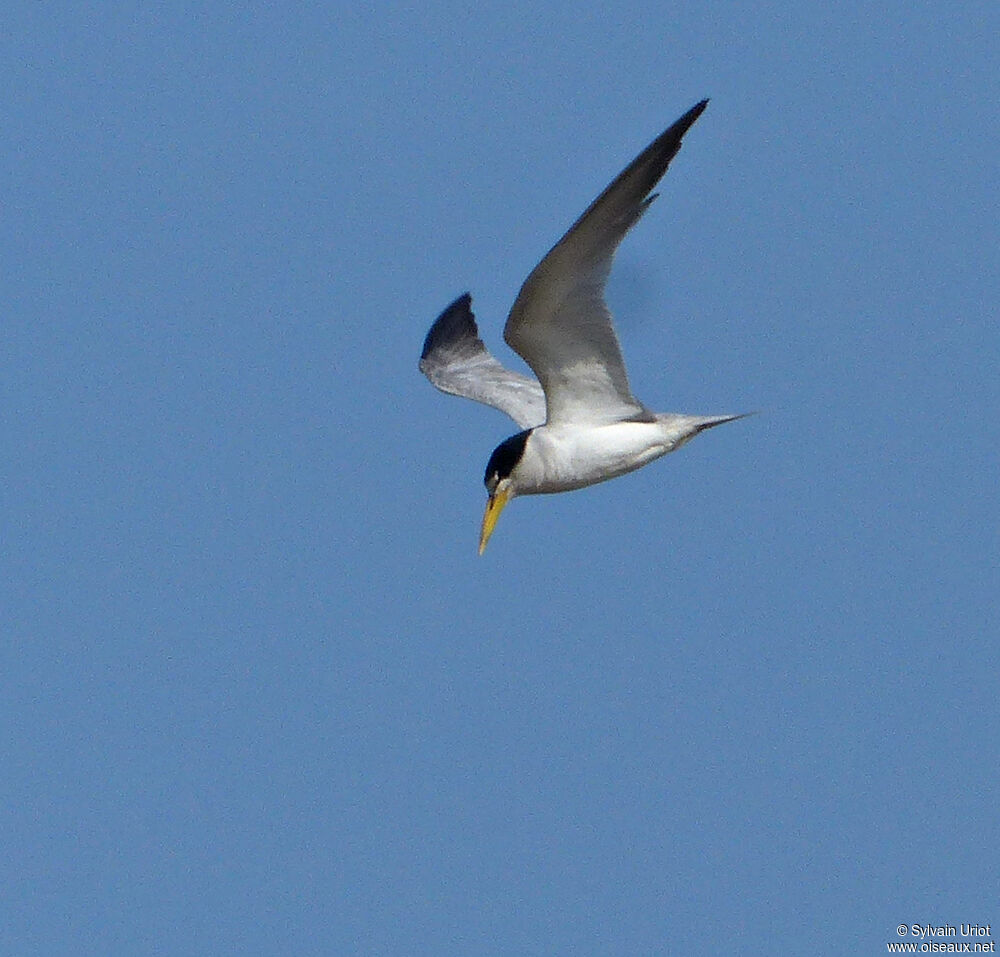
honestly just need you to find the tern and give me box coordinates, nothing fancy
[420,99,747,553]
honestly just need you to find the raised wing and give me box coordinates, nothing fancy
[419,293,546,429]
[504,99,708,425]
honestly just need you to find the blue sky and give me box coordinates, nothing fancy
[3,2,998,954]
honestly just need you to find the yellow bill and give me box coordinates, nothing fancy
[478,486,512,554]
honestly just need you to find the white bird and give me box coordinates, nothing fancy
[420,99,747,553]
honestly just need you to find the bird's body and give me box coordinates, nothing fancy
[419,99,747,552]
[500,415,740,496]
[516,419,671,494]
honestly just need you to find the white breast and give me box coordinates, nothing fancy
[518,420,677,494]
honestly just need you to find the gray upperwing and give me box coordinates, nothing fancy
[419,294,547,430]
[503,100,709,425]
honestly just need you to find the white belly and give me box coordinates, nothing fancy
[521,421,677,494]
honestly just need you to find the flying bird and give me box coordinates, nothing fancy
[420,99,747,553]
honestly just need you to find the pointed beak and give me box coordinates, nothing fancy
[478,485,512,555]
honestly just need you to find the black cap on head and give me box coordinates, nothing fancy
[484,430,530,488]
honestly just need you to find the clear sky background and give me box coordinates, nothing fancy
[3,2,997,955]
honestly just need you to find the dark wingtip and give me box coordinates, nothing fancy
[693,411,756,434]
[627,98,710,199]
[674,98,709,137]
[420,292,477,360]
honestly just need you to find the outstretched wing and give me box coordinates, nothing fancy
[504,100,708,425]
[419,293,546,429]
